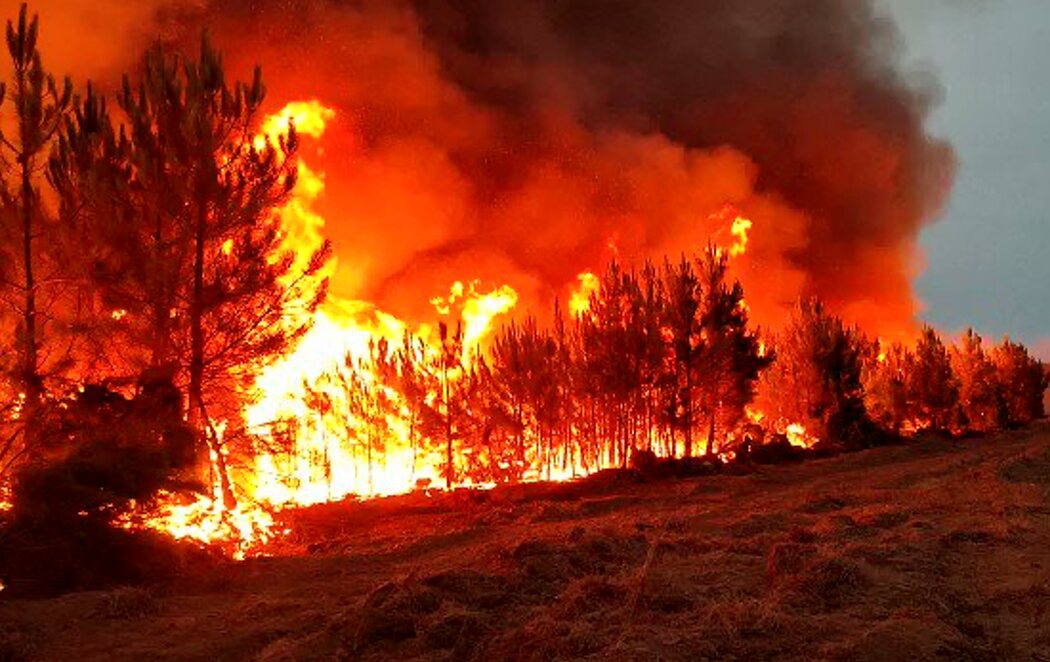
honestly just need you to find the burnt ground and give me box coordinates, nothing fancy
[3,425,1050,661]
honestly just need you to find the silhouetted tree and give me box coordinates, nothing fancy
[908,326,958,431]
[393,332,429,483]
[990,338,1047,426]
[577,260,647,466]
[692,245,772,456]
[661,256,701,457]
[50,35,331,504]
[863,340,912,434]
[0,4,72,473]
[950,329,1004,433]
[422,322,468,489]
[759,299,869,445]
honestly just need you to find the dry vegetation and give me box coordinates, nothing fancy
[3,424,1050,661]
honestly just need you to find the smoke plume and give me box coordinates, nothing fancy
[22,0,957,335]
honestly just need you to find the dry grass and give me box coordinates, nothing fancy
[93,586,161,620]
[2,424,1050,661]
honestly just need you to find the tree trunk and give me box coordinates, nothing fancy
[187,199,234,508]
[188,201,207,439]
[444,366,453,489]
[19,156,41,454]
[707,408,717,458]
[151,211,169,367]
[683,367,693,458]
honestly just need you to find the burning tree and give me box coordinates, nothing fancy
[49,34,331,504]
[757,300,869,446]
[302,340,397,498]
[990,338,1048,427]
[863,341,912,434]
[691,245,772,457]
[0,4,73,477]
[950,329,1004,433]
[908,326,958,432]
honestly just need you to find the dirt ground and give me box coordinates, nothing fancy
[3,424,1050,661]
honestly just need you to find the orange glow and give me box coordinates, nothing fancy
[784,423,818,449]
[430,280,519,354]
[118,101,817,556]
[729,216,753,258]
[118,489,279,560]
[745,407,818,449]
[569,271,599,316]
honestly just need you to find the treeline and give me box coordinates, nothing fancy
[296,251,1049,492]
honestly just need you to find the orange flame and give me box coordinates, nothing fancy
[729,216,753,258]
[119,100,813,555]
[569,271,599,317]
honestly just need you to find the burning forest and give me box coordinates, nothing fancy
[0,2,1048,656]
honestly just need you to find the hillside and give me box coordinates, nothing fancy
[3,425,1050,661]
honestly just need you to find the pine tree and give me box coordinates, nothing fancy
[578,261,646,466]
[950,329,1004,433]
[393,332,429,485]
[908,326,958,431]
[50,35,331,504]
[761,299,869,444]
[863,340,912,434]
[692,245,771,456]
[423,321,467,489]
[661,256,701,456]
[487,319,531,471]
[0,3,72,465]
[990,338,1048,426]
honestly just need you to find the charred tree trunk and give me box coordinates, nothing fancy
[150,211,170,367]
[188,200,207,442]
[443,365,453,490]
[683,368,693,458]
[18,154,41,451]
[707,407,717,458]
[187,199,235,509]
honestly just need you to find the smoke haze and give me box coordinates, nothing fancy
[13,0,956,334]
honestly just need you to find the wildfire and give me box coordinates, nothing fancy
[569,271,600,316]
[255,99,336,148]
[729,216,753,258]
[430,280,519,354]
[118,490,279,559]
[745,408,818,450]
[784,423,818,449]
[121,100,814,556]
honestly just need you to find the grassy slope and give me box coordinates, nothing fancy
[3,425,1050,661]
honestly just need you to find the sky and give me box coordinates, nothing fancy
[879,0,1050,354]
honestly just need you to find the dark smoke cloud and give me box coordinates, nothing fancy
[20,0,956,335]
[400,0,957,330]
